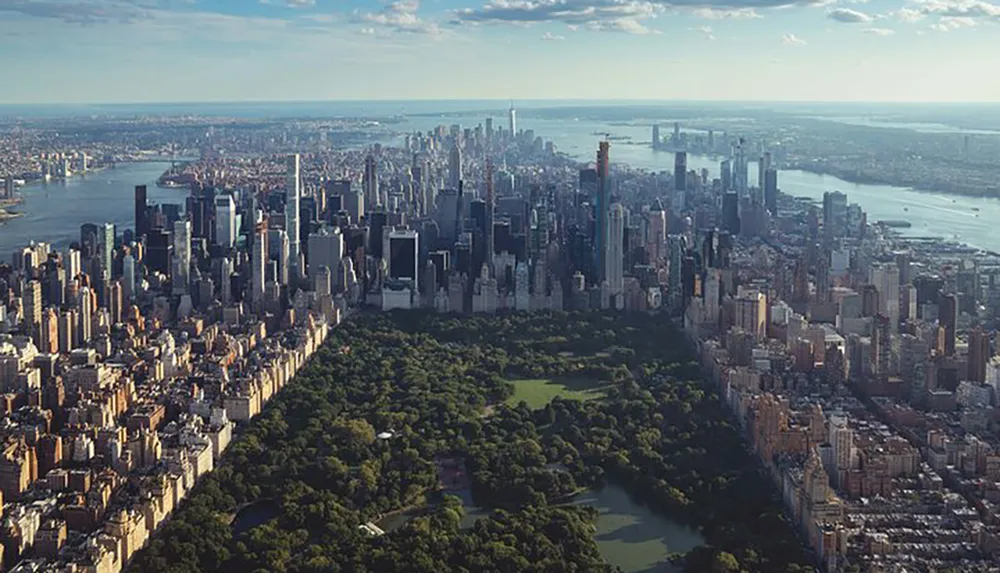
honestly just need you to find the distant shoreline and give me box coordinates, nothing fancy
[787,163,1000,201]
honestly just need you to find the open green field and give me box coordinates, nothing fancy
[505,377,609,409]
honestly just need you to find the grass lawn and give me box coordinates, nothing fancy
[505,377,609,409]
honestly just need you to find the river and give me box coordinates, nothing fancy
[394,111,1000,252]
[0,162,178,257]
[3,115,998,257]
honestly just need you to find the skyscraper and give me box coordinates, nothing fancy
[135,185,148,239]
[78,286,93,345]
[40,308,59,354]
[674,152,687,193]
[764,168,778,215]
[823,191,848,238]
[940,292,958,356]
[363,153,379,210]
[251,222,267,311]
[968,327,989,382]
[99,223,115,276]
[485,160,495,268]
[172,220,191,295]
[215,194,237,249]
[607,203,625,302]
[448,143,462,190]
[651,125,660,149]
[720,159,732,192]
[758,152,772,189]
[307,226,344,284]
[722,192,740,235]
[122,254,135,302]
[596,141,610,282]
[386,229,419,292]
[285,154,302,280]
[508,102,517,136]
[646,198,666,263]
[23,280,42,345]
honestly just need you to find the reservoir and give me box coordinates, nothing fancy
[0,161,177,257]
[568,485,705,573]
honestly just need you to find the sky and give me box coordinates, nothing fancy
[0,0,999,103]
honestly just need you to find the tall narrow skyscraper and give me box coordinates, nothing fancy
[674,152,687,192]
[508,102,517,137]
[607,203,625,302]
[758,152,772,190]
[172,219,191,295]
[99,223,115,275]
[285,154,302,280]
[135,185,148,239]
[363,153,379,209]
[596,141,610,282]
[485,159,495,268]
[448,143,463,190]
[251,221,267,311]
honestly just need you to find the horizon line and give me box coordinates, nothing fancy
[2,97,1000,108]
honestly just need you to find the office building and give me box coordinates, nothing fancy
[646,199,666,263]
[674,152,687,193]
[448,143,462,190]
[135,185,148,239]
[823,191,848,238]
[78,286,93,345]
[308,226,344,285]
[764,168,778,214]
[99,223,115,276]
[386,229,419,291]
[363,153,379,210]
[215,194,237,249]
[722,192,740,235]
[172,220,191,295]
[758,152,772,190]
[23,280,42,345]
[940,293,958,356]
[968,327,989,382]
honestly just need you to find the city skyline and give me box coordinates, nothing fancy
[1,0,1000,104]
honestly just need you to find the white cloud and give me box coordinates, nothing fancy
[782,32,806,43]
[862,26,895,34]
[691,7,761,18]
[827,7,874,22]
[894,7,926,21]
[453,0,663,35]
[355,0,441,35]
[541,30,565,39]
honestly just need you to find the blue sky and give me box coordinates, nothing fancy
[0,0,998,103]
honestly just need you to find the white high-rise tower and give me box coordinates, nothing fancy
[508,101,517,137]
[285,154,301,280]
[172,220,191,295]
[215,194,237,249]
